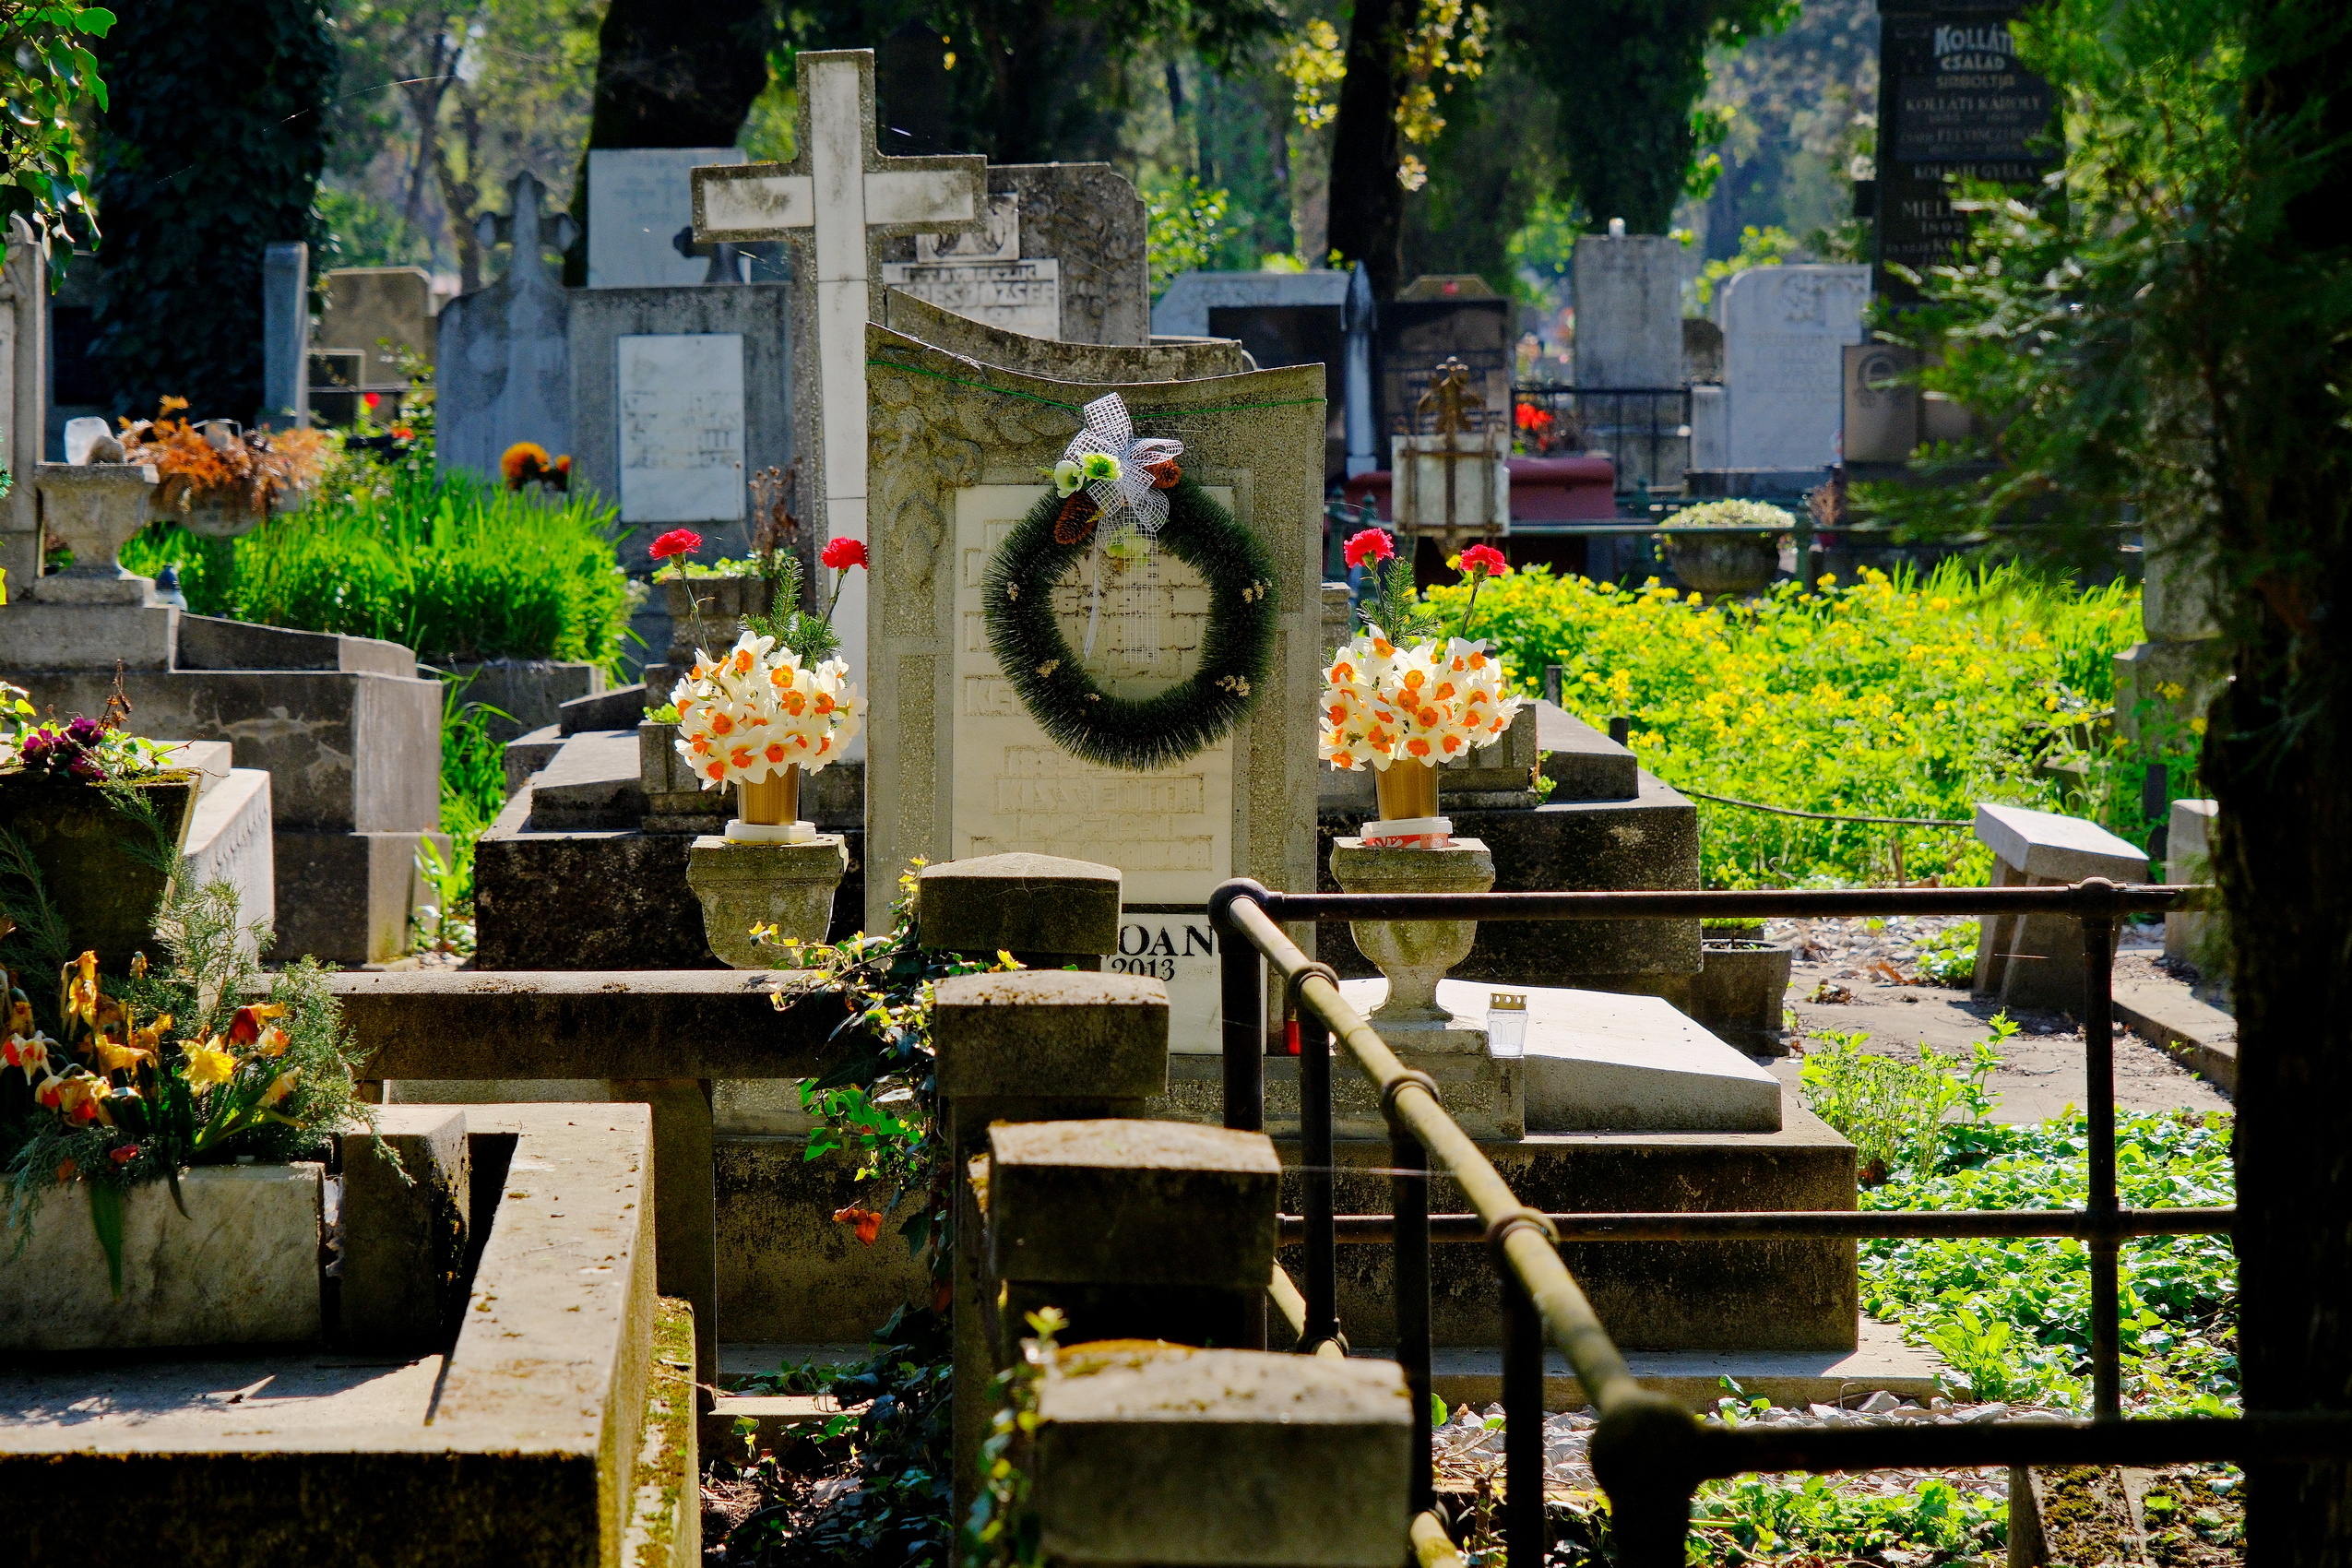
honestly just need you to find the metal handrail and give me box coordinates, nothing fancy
[1208,874,2350,1566]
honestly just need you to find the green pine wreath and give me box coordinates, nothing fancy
[983,476,1277,771]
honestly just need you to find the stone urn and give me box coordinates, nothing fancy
[176,491,270,540]
[32,463,160,601]
[1664,529,1779,596]
[686,835,848,967]
[684,765,847,966]
[1328,836,1495,1045]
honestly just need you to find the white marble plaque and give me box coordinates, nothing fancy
[952,484,1234,1049]
[881,257,1061,339]
[590,147,744,289]
[618,333,745,523]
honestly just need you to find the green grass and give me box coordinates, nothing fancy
[125,466,636,674]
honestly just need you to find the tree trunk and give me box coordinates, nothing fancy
[2221,7,2352,1561]
[587,0,776,149]
[1326,0,1408,297]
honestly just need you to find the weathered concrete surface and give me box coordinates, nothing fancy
[0,1105,676,1568]
[987,1120,1281,1291]
[444,659,604,744]
[275,826,443,967]
[333,969,846,1081]
[1285,1086,1857,1353]
[1034,1344,1410,1568]
[0,1164,323,1352]
[932,970,1170,1099]
[184,767,276,956]
[717,1137,930,1344]
[339,1108,469,1353]
[916,852,1123,962]
[1422,1317,1947,1410]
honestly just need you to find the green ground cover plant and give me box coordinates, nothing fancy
[124,466,635,674]
[1420,562,2150,886]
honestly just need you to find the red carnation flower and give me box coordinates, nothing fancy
[1343,528,1396,569]
[649,529,703,563]
[820,537,869,571]
[1459,543,1510,580]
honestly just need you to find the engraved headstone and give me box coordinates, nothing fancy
[1873,2,2057,302]
[589,147,747,289]
[863,324,1324,1051]
[1718,265,1871,471]
[880,193,1060,339]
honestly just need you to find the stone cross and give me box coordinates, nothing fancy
[692,49,986,692]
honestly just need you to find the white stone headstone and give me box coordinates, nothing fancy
[588,147,746,289]
[617,333,746,524]
[1718,265,1871,470]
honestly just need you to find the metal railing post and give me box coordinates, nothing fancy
[2082,897,2123,1420]
[1388,1074,1438,1516]
[1291,965,1342,1353]
[1496,1226,1550,1564]
[1210,881,1267,1134]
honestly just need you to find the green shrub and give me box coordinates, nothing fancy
[125,469,634,673]
[1799,1018,2009,1181]
[1914,921,1980,987]
[1420,561,2147,887]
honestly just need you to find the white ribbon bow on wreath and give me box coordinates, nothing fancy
[1052,393,1185,659]
[1053,392,1184,538]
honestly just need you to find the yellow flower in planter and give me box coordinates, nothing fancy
[260,1068,301,1108]
[183,1039,236,1089]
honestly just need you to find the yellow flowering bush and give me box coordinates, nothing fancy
[1420,563,2145,886]
[1321,626,1526,770]
[671,630,862,789]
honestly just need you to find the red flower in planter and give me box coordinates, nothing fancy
[649,529,704,576]
[820,537,869,572]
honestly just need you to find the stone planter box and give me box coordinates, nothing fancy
[1691,938,1795,1055]
[0,1163,324,1351]
[660,575,775,661]
[0,772,198,973]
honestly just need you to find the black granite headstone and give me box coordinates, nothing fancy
[1872,0,2058,302]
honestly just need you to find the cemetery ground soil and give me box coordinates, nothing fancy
[1771,918,2233,1123]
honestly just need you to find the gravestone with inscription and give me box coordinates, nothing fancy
[880,164,1149,346]
[863,324,1323,1051]
[1873,0,2057,302]
[568,286,791,571]
[1717,265,1871,473]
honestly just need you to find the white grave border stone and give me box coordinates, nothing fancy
[862,325,1325,1045]
[692,49,990,710]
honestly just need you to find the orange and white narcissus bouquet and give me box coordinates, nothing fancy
[1320,627,1526,771]
[670,630,863,788]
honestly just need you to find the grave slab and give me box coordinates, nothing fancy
[1336,976,1784,1134]
[1971,802,2150,1013]
[1420,1315,1947,1411]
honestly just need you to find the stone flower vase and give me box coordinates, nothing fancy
[1328,835,1495,1039]
[684,764,847,967]
[1664,530,1779,596]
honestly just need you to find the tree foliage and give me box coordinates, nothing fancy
[89,0,333,423]
[0,2,114,255]
[1510,0,1794,235]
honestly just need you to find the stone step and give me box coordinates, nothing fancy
[722,1315,1946,1418]
[1415,1315,1946,1412]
